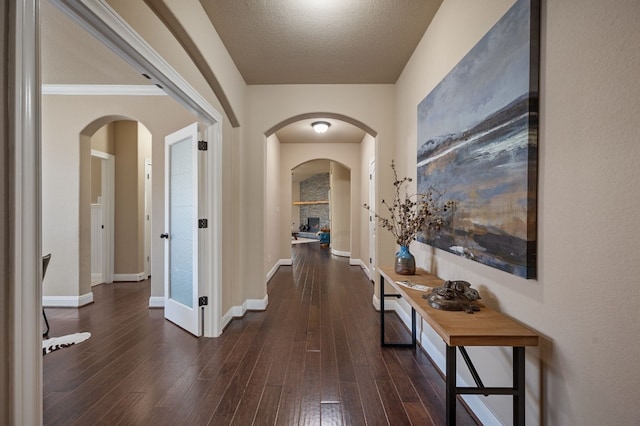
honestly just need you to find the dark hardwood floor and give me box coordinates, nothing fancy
[43,243,479,425]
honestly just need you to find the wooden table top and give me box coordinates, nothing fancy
[378,266,539,347]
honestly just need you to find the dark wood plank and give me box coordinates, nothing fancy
[43,244,480,425]
[339,380,366,426]
[250,384,282,426]
[375,379,411,425]
[404,401,435,426]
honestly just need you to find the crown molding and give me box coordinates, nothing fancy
[42,84,167,96]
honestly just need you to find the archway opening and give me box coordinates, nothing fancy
[264,113,377,281]
[80,117,153,295]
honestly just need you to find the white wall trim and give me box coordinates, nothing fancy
[267,259,291,283]
[221,295,270,330]
[42,84,166,96]
[148,296,164,308]
[350,258,373,281]
[113,272,146,282]
[246,295,269,311]
[43,292,94,308]
[266,262,280,282]
[330,248,350,257]
[373,295,501,425]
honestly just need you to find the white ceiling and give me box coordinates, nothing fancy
[41,0,442,144]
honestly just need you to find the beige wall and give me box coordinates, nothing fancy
[265,133,281,275]
[395,0,640,423]
[359,134,375,276]
[90,124,115,154]
[42,95,196,298]
[114,121,138,274]
[329,162,351,255]
[90,157,102,204]
[107,120,152,276]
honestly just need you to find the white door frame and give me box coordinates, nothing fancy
[10,2,226,422]
[51,0,224,337]
[7,0,41,424]
[91,150,114,283]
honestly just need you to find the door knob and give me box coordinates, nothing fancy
[160,233,169,239]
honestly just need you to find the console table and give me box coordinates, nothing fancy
[378,266,538,426]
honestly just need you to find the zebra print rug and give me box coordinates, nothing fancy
[42,332,91,355]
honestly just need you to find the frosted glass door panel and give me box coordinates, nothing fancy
[164,122,200,336]
[169,138,194,308]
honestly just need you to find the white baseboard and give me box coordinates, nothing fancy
[374,294,500,425]
[267,259,292,283]
[221,295,269,330]
[43,292,94,307]
[114,272,146,282]
[330,248,350,257]
[148,296,164,308]
[91,272,103,284]
[351,259,373,281]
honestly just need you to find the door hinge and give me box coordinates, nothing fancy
[198,296,208,306]
[370,258,372,263]
[198,219,208,228]
[198,140,208,151]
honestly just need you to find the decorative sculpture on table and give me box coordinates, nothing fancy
[423,280,481,314]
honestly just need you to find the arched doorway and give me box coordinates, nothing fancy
[264,114,377,281]
[291,159,352,258]
[81,118,153,289]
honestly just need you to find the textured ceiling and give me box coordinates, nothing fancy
[199,0,443,84]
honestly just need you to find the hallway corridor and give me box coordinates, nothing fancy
[43,243,478,425]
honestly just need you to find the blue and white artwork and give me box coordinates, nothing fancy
[417,0,539,278]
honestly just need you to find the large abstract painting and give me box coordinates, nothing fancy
[417,0,540,278]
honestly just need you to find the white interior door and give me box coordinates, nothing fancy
[164,123,201,336]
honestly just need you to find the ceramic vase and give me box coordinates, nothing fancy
[395,245,416,275]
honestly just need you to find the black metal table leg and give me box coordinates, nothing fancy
[513,346,525,425]
[446,345,457,426]
[380,274,385,346]
[380,274,416,348]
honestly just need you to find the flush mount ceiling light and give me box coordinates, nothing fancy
[311,121,330,134]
